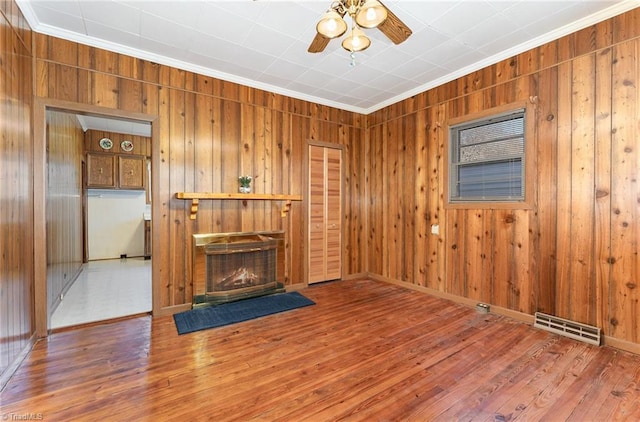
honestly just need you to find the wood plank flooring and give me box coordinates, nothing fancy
[2,279,639,421]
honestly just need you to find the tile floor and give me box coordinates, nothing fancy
[51,258,152,329]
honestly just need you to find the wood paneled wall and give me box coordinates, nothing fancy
[366,9,640,348]
[46,110,84,313]
[33,33,366,314]
[0,1,34,383]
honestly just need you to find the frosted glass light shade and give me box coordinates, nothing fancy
[316,10,348,39]
[341,27,371,52]
[355,0,388,28]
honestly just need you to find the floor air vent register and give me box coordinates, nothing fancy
[534,312,601,346]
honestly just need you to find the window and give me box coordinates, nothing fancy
[448,108,526,203]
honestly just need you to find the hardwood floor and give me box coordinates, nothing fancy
[2,279,639,421]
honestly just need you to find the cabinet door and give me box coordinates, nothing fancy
[118,156,145,189]
[308,145,342,284]
[87,153,115,187]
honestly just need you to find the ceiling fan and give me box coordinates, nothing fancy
[308,0,412,54]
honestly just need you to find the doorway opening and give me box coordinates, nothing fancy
[34,100,158,335]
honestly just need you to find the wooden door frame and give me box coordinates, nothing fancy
[33,98,159,337]
[304,140,345,285]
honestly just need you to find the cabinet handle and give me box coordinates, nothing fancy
[99,168,102,174]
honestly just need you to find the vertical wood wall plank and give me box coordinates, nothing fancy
[570,54,596,324]
[414,109,428,286]
[594,47,612,332]
[609,39,639,342]
[169,88,187,306]
[555,61,573,318]
[535,67,558,314]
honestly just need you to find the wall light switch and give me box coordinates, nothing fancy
[431,224,439,235]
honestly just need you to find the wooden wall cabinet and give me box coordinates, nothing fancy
[118,155,145,189]
[87,153,116,187]
[86,153,145,189]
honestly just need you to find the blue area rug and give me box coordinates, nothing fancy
[173,291,315,335]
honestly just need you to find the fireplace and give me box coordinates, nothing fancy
[192,231,285,307]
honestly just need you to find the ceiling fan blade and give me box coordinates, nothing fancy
[377,4,412,44]
[308,33,330,53]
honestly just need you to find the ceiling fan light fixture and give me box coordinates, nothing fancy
[355,0,388,28]
[341,27,371,52]
[316,9,348,39]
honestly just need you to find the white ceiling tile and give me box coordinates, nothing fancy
[235,48,279,72]
[339,64,387,84]
[322,75,364,93]
[243,26,298,57]
[478,29,537,56]
[30,0,82,17]
[140,12,193,50]
[254,2,320,38]
[455,15,521,49]
[256,72,297,88]
[132,0,204,23]
[390,1,458,25]
[78,1,140,32]
[188,33,240,63]
[386,58,434,80]
[194,3,252,44]
[430,2,501,37]
[499,1,575,28]
[396,26,450,57]
[285,80,324,94]
[263,59,310,81]
[85,20,140,49]
[440,49,487,72]
[291,68,334,87]
[365,47,415,72]
[210,0,268,22]
[424,38,473,65]
[30,3,86,34]
[137,37,192,63]
[213,60,263,81]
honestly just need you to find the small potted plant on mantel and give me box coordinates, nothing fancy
[238,175,252,193]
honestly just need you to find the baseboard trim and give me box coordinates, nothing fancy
[0,333,38,392]
[50,312,152,334]
[154,303,192,317]
[367,273,640,355]
[285,283,307,292]
[604,335,640,354]
[342,272,368,281]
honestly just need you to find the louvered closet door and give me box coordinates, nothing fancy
[308,145,342,284]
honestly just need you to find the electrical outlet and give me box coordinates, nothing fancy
[431,224,439,235]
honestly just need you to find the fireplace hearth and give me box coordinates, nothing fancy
[192,232,285,307]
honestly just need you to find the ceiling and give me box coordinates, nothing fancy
[18,0,638,115]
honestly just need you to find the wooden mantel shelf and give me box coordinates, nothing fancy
[175,192,303,220]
